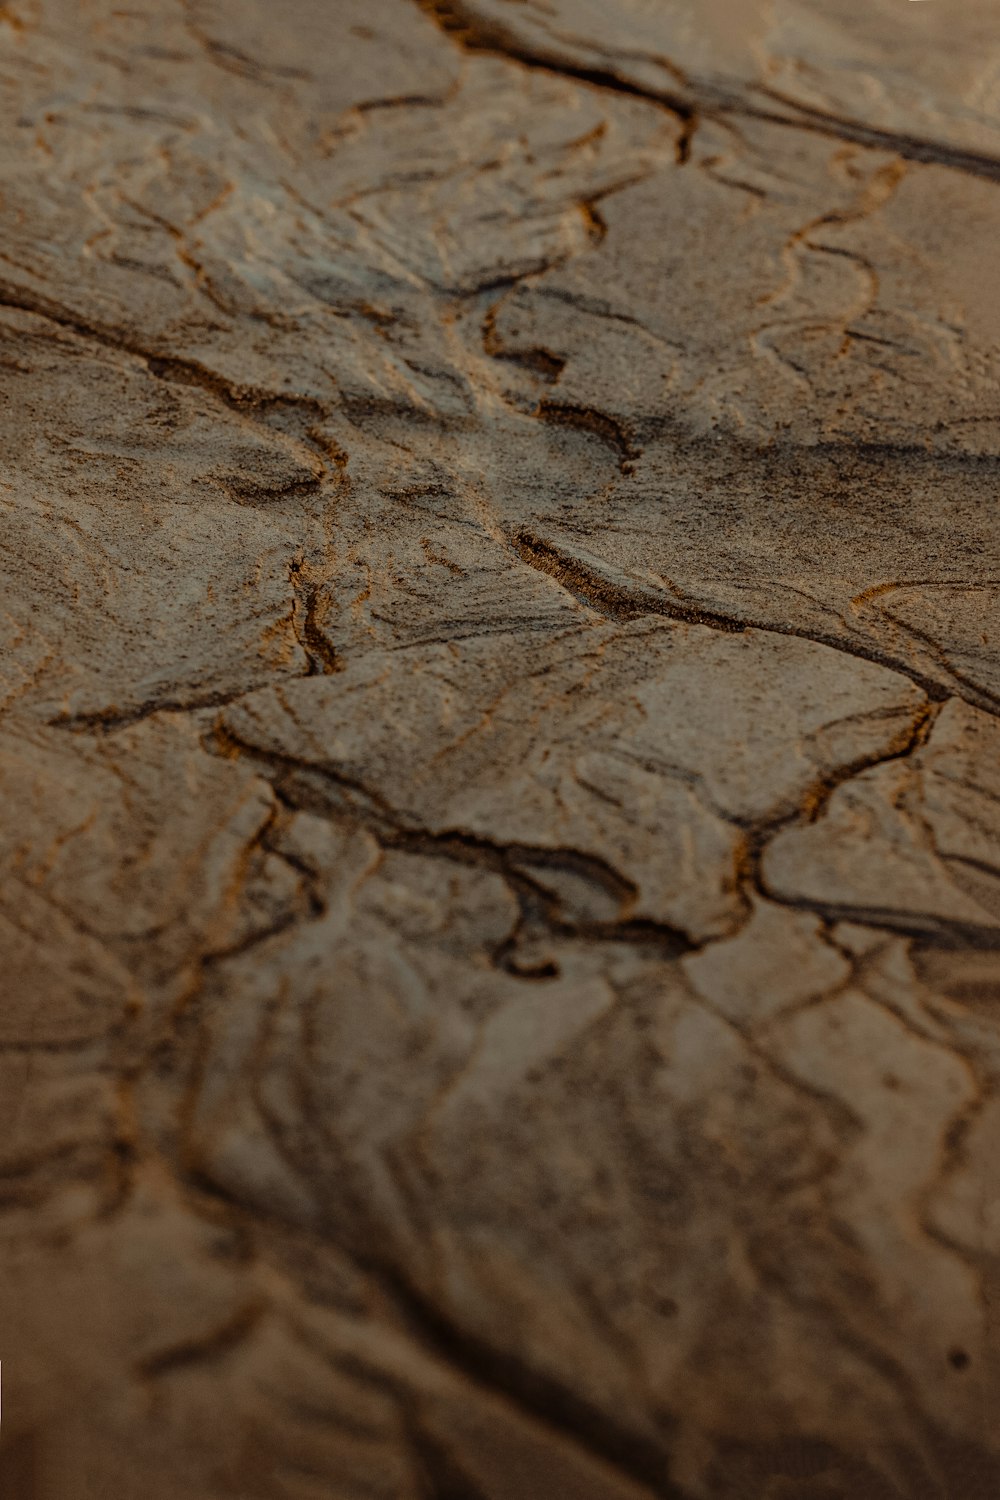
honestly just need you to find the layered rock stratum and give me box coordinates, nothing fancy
[2,2,1000,1496]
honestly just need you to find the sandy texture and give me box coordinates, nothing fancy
[1,2,999,1496]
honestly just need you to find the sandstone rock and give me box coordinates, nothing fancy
[1,3,999,1497]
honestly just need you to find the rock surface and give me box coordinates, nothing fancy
[1,2,999,1496]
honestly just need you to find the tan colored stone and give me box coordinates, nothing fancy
[2,1,1000,1496]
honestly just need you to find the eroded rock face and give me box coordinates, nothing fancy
[1,2,999,1497]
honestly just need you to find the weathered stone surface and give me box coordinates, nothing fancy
[428,0,1000,162]
[2,2,1000,1497]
